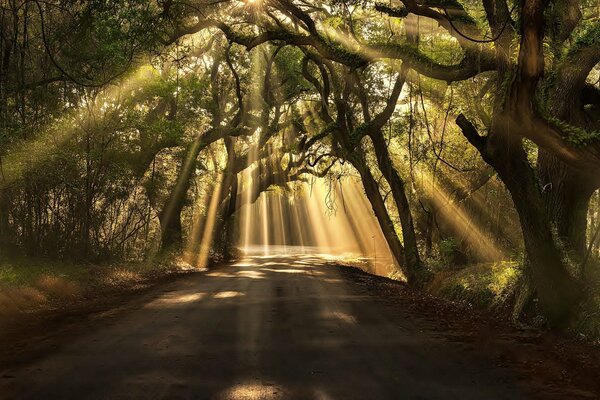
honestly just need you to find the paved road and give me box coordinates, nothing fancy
[1,254,527,399]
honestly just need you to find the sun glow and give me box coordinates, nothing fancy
[236,177,395,276]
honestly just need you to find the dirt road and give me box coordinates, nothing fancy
[0,254,588,399]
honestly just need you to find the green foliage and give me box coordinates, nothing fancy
[438,237,460,264]
[53,0,163,84]
[569,22,600,56]
[323,16,345,29]
[274,46,314,97]
[430,261,521,310]
[549,117,600,146]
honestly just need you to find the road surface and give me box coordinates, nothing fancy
[1,254,529,399]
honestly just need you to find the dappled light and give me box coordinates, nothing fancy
[213,290,245,298]
[217,382,286,400]
[158,292,206,304]
[413,166,506,261]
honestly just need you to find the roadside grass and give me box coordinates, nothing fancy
[427,260,600,343]
[0,256,92,287]
[0,252,195,319]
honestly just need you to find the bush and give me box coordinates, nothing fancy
[428,261,521,311]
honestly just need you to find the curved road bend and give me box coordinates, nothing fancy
[1,253,528,399]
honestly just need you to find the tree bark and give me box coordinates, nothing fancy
[159,207,183,250]
[159,138,206,250]
[457,114,581,326]
[348,153,416,283]
[369,130,423,276]
[538,150,597,263]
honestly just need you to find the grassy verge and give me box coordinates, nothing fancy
[0,253,196,320]
[426,260,600,343]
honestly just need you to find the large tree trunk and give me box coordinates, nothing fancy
[159,203,184,250]
[185,138,239,263]
[500,159,580,326]
[220,170,239,260]
[369,130,423,276]
[458,115,581,326]
[538,151,597,263]
[348,153,417,283]
[158,136,209,250]
[460,0,581,324]
[207,141,240,261]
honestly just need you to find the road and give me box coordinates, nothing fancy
[1,253,529,399]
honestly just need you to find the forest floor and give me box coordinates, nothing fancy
[1,253,600,399]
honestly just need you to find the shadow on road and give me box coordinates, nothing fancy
[1,252,527,399]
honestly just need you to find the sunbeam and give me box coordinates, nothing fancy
[232,175,395,276]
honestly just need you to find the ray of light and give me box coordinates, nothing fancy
[184,177,215,263]
[274,191,288,252]
[260,191,271,256]
[386,139,507,261]
[233,174,396,276]
[303,182,334,253]
[333,178,395,274]
[194,174,224,268]
[241,144,259,253]
[420,172,505,260]
[0,65,158,188]
[289,196,307,251]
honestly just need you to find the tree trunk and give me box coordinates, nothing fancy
[348,153,416,283]
[159,137,207,250]
[0,189,10,250]
[538,150,597,263]
[457,115,581,326]
[159,203,184,250]
[369,131,423,276]
[208,147,239,260]
[504,168,580,326]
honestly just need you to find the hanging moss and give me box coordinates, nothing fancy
[373,3,408,18]
[448,13,477,24]
[317,34,365,67]
[549,117,600,146]
[372,42,434,66]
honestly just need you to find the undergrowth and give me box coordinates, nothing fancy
[0,251,195,318]
[428,261,521,311]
